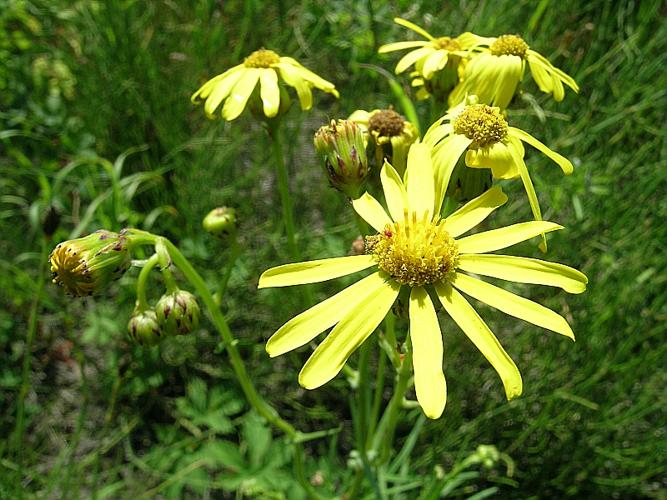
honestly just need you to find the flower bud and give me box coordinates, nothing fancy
[155,290,200,336]
[49,230,131,297]
[202,207,237,238]
[314,119,368,199]
[127,309,162,347]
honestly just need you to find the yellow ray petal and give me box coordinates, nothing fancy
[393,17,435,40]
[526,50,579,92]
[221,68,261,120]
[191,65,243,102]
[409,286,447,419]
[258,255,376,288]
[378,40,429,53]
[266,271,386,357]
[276,63,313,110]
[259,68,280,118]
[202,69,246,115]
[422,50,448,79]
[405,143,435,219]
[299,277,400,389]
[457,254,588,294]
[396,47,434,74]
[436,282,522,400]
[380,160,407,222]
[432,134,472,214]
[442,186,507,237]
[352,192,392,232]
[457,221,563,254]
[509,127,573,175]
[452,272,574,339]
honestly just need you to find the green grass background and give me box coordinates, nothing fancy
[1,0,665,497]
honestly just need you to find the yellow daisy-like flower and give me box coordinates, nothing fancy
[191,49,339,121]
[449,34,579,109]
[348,108,418,174]
[424,95,573,250]
[378,18,481,81]
[258,143,587,419]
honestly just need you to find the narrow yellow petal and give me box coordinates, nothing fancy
[527,50,579,92]
[492,55,524,109]
[352,192,392,232]
[443,186,508,237]
[258,255,376,288]
[423,122,453,147]
[457,221,563,254]
[396,47,434,74]
[259,68,280,118]
[405,143,435,219]
[279,57,337,93]
[436,282,523,400]
[221,68,261,121]
[457,254,588,294]
[422,50,448,79]
[409,287,447,419]
[393,17,435,40]
[380,160,407,222]
[276,63,313,110]
[464,141,518,179]
[378,41,429,53]
[432,134,472,214]
[202,69,245,115]
[298,277,400,389]
[451,273,574,339]
[191,65,243,102]
[266,272,386,357]
[509,127,573,175]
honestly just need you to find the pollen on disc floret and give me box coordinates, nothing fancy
[453,104,509,148]
[244,49,281,68]
[365,211,459,287]
[489,34,529,58]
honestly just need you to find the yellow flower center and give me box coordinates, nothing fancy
[453,104,508,147]
[365,212,459,287]
[489,34,529,58]
[368,109,405,138]
[244,49,280,68]
[433,36,461,51]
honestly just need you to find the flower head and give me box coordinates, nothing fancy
[449,33,579,109]
[348,108,418,174]
[49,230,131,297]
[203,207,237,238]
[127,309,162,347]
[258,142,587,419]
[424,95,574,250]
[155,290,200,336]
[191,49,339,121]
[314,119,369,199]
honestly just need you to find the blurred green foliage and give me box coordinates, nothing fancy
[1,0,665,497]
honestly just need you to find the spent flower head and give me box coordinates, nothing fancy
[348,108,418,174]
[191,48,339,121]
[449,33,579,109]
[314,119,369,199]
[258,142,587,419]
[49,230,131,297]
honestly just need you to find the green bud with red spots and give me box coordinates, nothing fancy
[127,309,162,347]
[155,290,200,336]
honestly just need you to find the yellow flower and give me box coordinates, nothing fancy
[423,95,573,250]
[378,18,481,81]
[449,34,579,109]
[348,108,418,174]
[191,49,339,121]
[258,143,587,419]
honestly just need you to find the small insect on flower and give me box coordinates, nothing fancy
[314,119,369,199]
[449,33,579,109]
[191,49,339,121]
[49,230,131,297]
[258,142,587,419]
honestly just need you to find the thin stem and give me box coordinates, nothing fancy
[218,236,240,297]
[135,254,159,311]
[270,125,299,259]
[155,238,178,293]
[13,236,49,482]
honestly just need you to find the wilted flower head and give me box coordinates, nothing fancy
[348,108,418,174]
[314,119,369,199]
[191,49,339,121]
[49,230,131,297]
[155,290,200,336]
[203,207,237,238]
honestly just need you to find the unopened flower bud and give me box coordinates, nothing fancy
[314,119,368,199]
[49,230,131,297]
[127,309,162,347]
[202,207,237,238]
[155,290,200,336]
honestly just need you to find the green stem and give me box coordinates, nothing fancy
[155,238,178,293]
[218,236,240,297]
[270,126,299,260]
[13,236,49,482]
[135,254,159,311]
